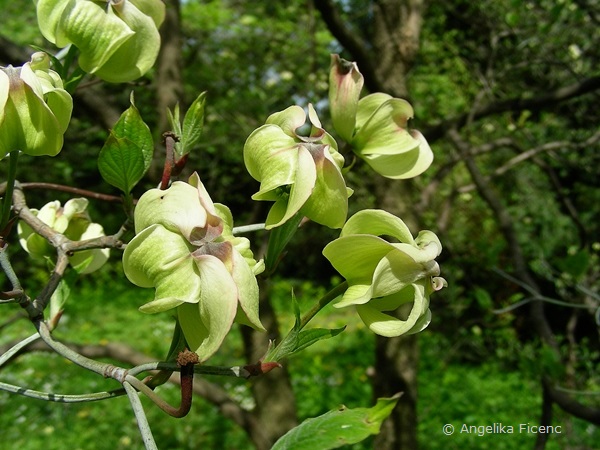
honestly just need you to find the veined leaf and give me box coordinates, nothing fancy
[290,326,346,356]
[180,92,207,155]
[98,94,153,193]
[272,394,401,450]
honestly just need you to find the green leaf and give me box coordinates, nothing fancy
[272,394,401,450]
[265,211,304,273]
[145,320,187,390]
[48,276,71,325]
[289,326,346,356]
[263,292,301,362]
[167,103,182,136]
[165,319,188,362]
[98,94,153,193]
[167,103,183,155]
[180,92,207,156]
[473,287,493,309]
[505,12,519,27]
[265,293,345,361]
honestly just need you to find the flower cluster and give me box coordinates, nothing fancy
[329,54,433,179]
[122,173,265,361]
[18,197,109,274]
[323,209,446,337]
[244,105,351,229]
[0,52,72,159]
[36,0,165,83]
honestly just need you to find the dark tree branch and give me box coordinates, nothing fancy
[448,129,555,343]
[544,378,600,425]
[450,130,599,246]
[534,384,553,450]
[20,182,124,203]
[533,159,588,247]
[448,128,600,426]
[155,0,183,134]
[425,76,600,143]
[312,0,384,93]
[456,130,600,193]
[417,137,516,214]
[73,88,122,130]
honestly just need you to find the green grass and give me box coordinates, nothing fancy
[418,335,599,450]
[1,276,598,449]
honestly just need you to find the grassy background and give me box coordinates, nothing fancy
[0,274,597,450]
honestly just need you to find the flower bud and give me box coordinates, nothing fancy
[0,52,72,158]
[18,198,110,274]
[323,209,447,337]
[328,54,363,143]
[36,0,165,83]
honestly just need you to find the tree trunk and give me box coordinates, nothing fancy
[370,2,426,447]
[151,0,185,179]
[373,334,419,450]
[371,0,425,99]
[372,176,422,450]
[241,279,299,449]
[155,0,184,135]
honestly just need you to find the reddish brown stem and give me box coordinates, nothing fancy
[20,183,124,203]
[161,350,199,418]
[172,153,189,177]
[159,132,178,190]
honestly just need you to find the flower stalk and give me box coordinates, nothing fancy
[300,281,348,329]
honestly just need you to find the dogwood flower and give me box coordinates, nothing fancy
[323,209,446,337]
[122,173,265,361]
[0,52,72,158]
[244,104,351,229]
[35,0,165,83]
[328,54,433,179]
[18,197,109,274]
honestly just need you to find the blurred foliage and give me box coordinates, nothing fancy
[1,280,597,449]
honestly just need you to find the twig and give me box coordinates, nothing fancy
[425,76,600,143]
[29,252,69,316]
[34,319,128,381]
[19,182,124,203]
[126,350,199,418]
[0,332,39,368]
[13,184,128,253]
[0,243,22,297]
[123,381,158,450]
[128,361,252,379]
[492,296,597,314]
[554,386,600,396]
[232,223,266,234]
[0,380,125,402]
[1,336,258,442]
[457,130,600,194]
